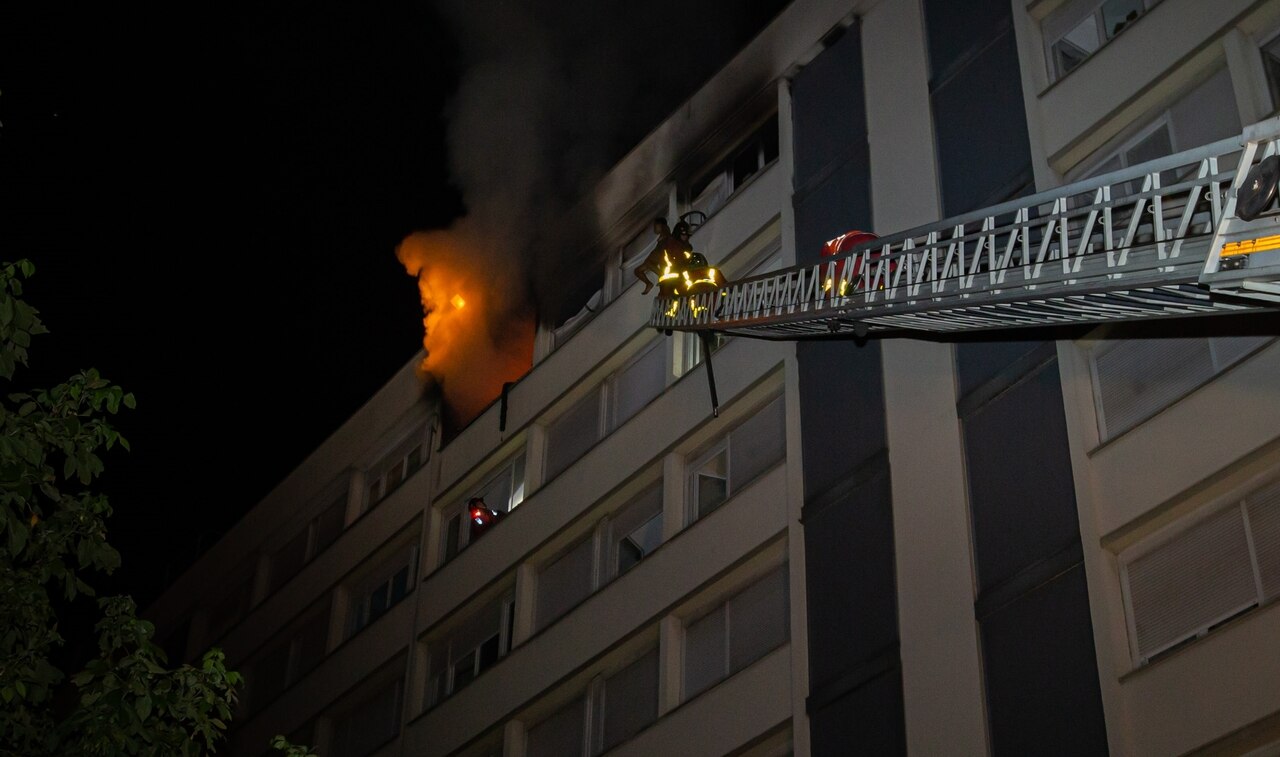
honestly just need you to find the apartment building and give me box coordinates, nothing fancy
[146,0,1280,754]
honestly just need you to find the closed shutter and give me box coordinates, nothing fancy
[1092,337,1213,439]
[545,387,602,481]
[1247,478,1280,602]
[1125,505,1257,660]
[536,537,595,630]
[526,696,585,757]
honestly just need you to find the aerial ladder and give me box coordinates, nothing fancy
[651,118,1280,341]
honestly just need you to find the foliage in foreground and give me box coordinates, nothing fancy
[0,260,249,755]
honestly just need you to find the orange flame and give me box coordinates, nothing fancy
[397,230,534,432]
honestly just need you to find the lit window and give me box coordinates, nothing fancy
[686,396,786,524]
[439,452,526,565]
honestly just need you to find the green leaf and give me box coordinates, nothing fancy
[19,260,35,277]
[8,518,27,555]
[136,694,152,721]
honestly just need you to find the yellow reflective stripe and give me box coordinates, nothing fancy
[1222,234,1280,257]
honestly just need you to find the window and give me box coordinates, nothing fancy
[268,492,347,594]
[544,341,667,482]
[1263,33,1280,116]
[1044,0,1162,79]
[204,572,254,643]
[683,566,789,700]
[535,482,665,631]
[537,536,597,630]
[246,598,330,713]
[1089,335,1273,441]
[545,386,604,482]
[347,543,418,637]
[330,676,403,757]
[687,396,786,522]
[424,593,515,709]
[612,485,663,577]
[686,114,780,219]
[366,426,430,510]
[439,452,526,565]
[1078,66,1240,184]
[1121,475,1280,664]
[617,222,662,297]
[525,647,659,757]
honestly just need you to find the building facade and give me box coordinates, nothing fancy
[147,0,1280,754]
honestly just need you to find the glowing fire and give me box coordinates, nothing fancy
[397,230,534,432]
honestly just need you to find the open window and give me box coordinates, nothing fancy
[685,114,780,220]
[686,395,786,524]
[439,451,526,566]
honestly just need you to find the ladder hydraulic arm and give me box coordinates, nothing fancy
[651,119,1280,339]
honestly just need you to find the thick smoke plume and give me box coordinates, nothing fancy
[398,0,786,430]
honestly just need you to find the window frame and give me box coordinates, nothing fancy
[347,542,419,638]
[534,481,666,631]
[423,592,517,710]
[1117,473,1280,666]
[364,423,432,512]
[683,113,780,221]
[1043,0,1163,81]
[438,450,527,566]
[684,394,786,526]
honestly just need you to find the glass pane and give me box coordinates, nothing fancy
[452,649,477,693]
[536,537,596,630]
[612,485,663,577]
[476,466,514,514]
[1265,36,1280,114]
[526,696,586,757]
[477,634,501,674]
[368,479,383,508]
[1053,15,1100,77]
[613,342,666,429]
[696,458,729,519]
[732,141,761,187]
[728,396,786,493]
[601,648,659,751]
[545,387,602,481]
[728,567,789,673]
[511,454,526,509]
[1100,0,1144,39]
[387,460,405,492]
[443,512,461,562]
[618,513,663,576]
[292,604,330,680]
[269,529,309,594]
[407,444,423,473]
[369,583,389,621]
[691,171,731,218]
[313,495,346,556]
[684,605,726,700]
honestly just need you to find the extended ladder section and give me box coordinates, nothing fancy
[651,119,1280,337]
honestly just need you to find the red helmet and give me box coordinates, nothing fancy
[820,230,880,295]
[822,230,878,258]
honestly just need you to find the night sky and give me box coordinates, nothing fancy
[1,2,789,606]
